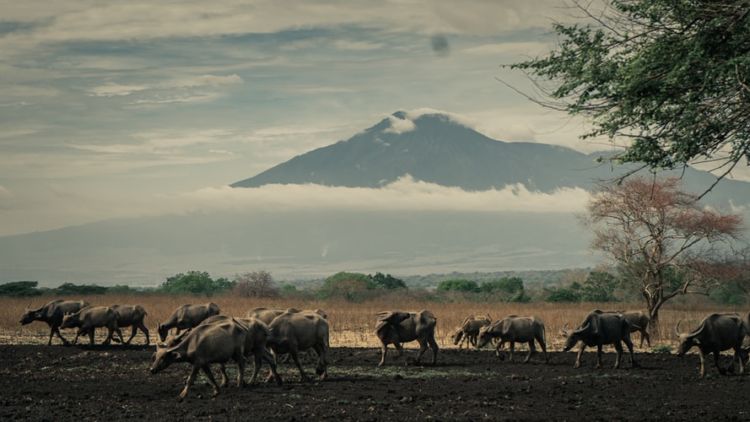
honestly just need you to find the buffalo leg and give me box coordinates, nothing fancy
[415,339,429,365]
[235,355,246,387]
[596,344,603,369]
[378,342,388,367]
[179,366,199,401]
[218,363,229,387]
[291,350,309,382]
[260,348,282,385]
[714,350,726,375]
[428,336,439,365]
[88,328,95,345]
[73,329,82,345]
[394,342,404,358]
[575,343,585,368]
[52,326,69,346]
[201,365,221,397]
[125,326,137,345]
[537,335,549,363]
[613,342,623,369]
[314,343,328,379]
[508,341,515,362]
[734,346,745,375]
[698,350,706,378]
[623,335,637,368]
[138,323,150,345]
[525,341,535,363]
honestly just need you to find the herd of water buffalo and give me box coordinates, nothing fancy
[18,299,750,400]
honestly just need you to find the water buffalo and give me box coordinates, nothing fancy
[150,318,249,400]
[476,315,548,363]
[376,310,438,367]
[561,310,638,369]
[595,310,651,348]
[246,307,326,325]
[110,305,149,345]
[676,313,749,378]
[266,309,330,381]
[191,314,283,385]
[157,303,220,342]
[19,299,89,345]
[61,306,121,345]
[451,315,491,349]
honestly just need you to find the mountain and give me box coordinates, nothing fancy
[232,110,750,205]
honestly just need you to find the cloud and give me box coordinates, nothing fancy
[332,40,383,51]
[462,41,550,57]
[174,176,591,214]
[384,115,417,134]
[0,175,592,236]
[88,74,243,100]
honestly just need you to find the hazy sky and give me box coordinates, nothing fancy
[1,1,743,237]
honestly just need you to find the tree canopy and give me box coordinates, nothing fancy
[512,1,750,186]
[586,177,742,323]
[160,271,233,296]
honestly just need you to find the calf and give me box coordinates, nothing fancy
[476,315,548,363]
[157,302,220,342]
[110,305,149,345]
[61,306,120,345]
[451,315,491,350]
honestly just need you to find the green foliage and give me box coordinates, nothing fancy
[479,277,530,302]
[55,282,109,295]
[370,272,406,290]
[652,344,672,354]
[159,271,233,296]
[318,272,375,301]
[578,271,618,302]
[0,281,42,297]
[709,282,747,305]
[511,1,750,172]
[545,287,581,303]
[437,279,480,293]
[106,285,137,294]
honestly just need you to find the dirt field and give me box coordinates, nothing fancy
[1,344,748,421]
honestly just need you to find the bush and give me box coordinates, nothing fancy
[709,282,747,305]
[479,277,530,302]
[0,281,42,297]
[545,287,581,302]
[370,272,406,290]
[437,279,480,293]
[318,272,375,301]
[579,271,619,302]
[55,282,109,295]
[159,271,233,296]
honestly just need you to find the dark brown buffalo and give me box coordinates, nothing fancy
[157,302,220,342]
[111,305,149,345]
[676,313,749,378]
[19,299,89,345]
[561,310,638,369]
[376,310,438,367]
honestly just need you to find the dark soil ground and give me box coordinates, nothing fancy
[0,344,748,421]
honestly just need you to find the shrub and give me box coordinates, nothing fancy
[159,271,233,296]
[233,271,279,298]
[0,281,42,297]
[437,279,480,293]
[55,282,109,295]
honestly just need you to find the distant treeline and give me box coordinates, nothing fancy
[1,268,745,305]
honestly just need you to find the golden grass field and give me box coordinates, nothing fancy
[2,294,745,349]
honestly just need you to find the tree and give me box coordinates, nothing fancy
[585,177,742,326]
[318,272,374,301]
[479,277,530,302]
[511,1,750,190]
[233,271,279,298]
[545,284,582,303]
[437,279,480,293]
[370,272,407,290]
[160,271,233,296]
[0,281,42,297]
[579,271,619,302]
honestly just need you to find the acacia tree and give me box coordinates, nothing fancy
[233,270,279,298]
[511,1,750,190]
[585,177,742,326]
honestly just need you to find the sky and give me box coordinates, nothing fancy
[0,0,746,237]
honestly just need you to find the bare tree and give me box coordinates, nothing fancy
[585,177,742,327]
[233,270,279,298]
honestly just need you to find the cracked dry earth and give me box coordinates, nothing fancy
[0,345,748,421]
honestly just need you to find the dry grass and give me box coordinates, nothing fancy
[2,294,744,349]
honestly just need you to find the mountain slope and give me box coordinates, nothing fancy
[232,111,750,204]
